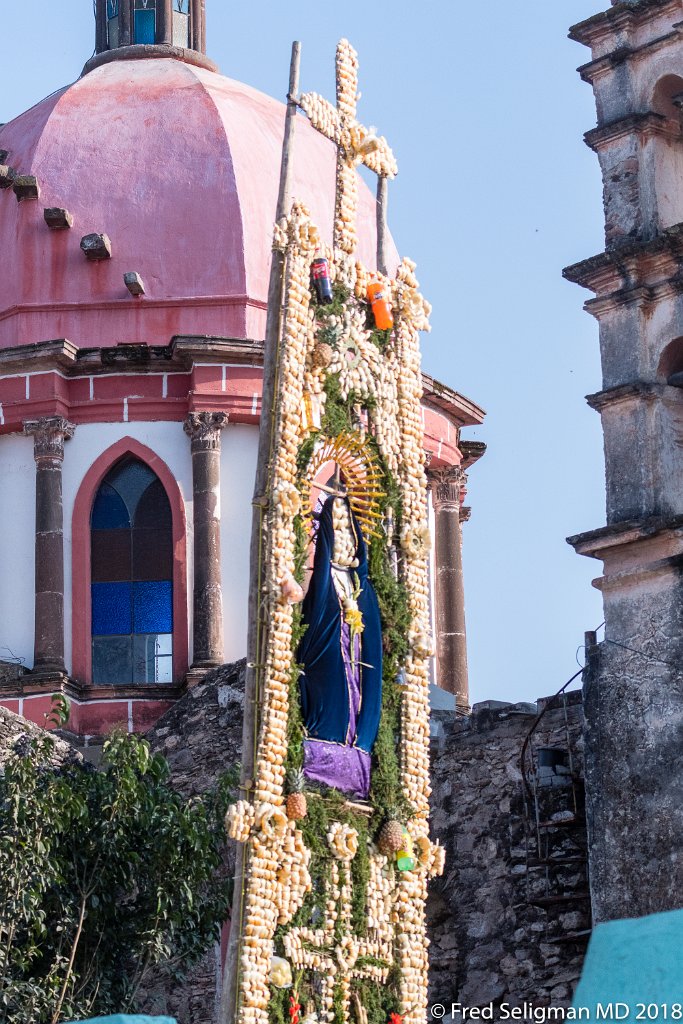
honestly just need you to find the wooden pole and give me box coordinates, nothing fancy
[220,40,302,1024]
[376,174,389,276]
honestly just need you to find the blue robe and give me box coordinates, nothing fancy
[297,496,383,755]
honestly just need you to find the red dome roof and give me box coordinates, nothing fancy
[0,57,396,351]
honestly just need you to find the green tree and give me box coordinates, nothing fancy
[0,731,237,1023]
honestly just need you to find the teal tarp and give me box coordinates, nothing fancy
[69,1017,176,1024]
[573,907,683,1021]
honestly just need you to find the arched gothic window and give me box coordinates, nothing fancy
[90,457,173,685]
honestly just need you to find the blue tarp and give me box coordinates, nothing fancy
[573,908,683,1021]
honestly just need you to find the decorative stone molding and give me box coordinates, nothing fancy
[183,411,229,452]
[429,466,466,511]
[24,417,75,462]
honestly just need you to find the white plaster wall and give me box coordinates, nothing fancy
[0,434,36,669]
[220,424,259,663]
[62,422,194,673]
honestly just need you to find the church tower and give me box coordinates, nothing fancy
[566,0,683,923]
[0,3,484,740]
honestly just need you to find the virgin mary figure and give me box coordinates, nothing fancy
[297,494,383,800]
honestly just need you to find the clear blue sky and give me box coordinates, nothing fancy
[1,0,607,705]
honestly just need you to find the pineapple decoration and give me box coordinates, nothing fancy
[286,768,308,822]
[378,817,405,857]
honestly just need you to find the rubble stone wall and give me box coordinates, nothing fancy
[429,692,589,1010]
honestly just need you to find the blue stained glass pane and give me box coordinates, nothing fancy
[134,8,156,44]
[107,0,119,17]
[175,0,189,12]
[92,483,130,530]
[133,581,172,634]
[92,582,132,636]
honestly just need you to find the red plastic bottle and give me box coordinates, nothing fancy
[367,280,394,330]
[311,256,333,304]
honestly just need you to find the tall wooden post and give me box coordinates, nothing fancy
[377,175,389,276]
[221,41,302,1024]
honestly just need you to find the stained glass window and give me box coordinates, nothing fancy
[91,457,173,685]
[134,0,157,45]
[174,0,189,12]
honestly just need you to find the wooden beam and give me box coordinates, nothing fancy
[220,40,302,1024]
[377,174,389,276]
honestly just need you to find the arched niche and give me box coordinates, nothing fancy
[658,336,683,385]
[651,74,683,230]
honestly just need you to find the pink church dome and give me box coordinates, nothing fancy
[0,56,395,351]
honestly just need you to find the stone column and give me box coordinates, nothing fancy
[184,412,229,669]
[24,417,75,676]
[158,0,173,45]
[429,466,470,714]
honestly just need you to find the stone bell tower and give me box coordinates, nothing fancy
[565,0,683,924]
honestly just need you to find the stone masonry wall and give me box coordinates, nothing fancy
[429,691,590,1010]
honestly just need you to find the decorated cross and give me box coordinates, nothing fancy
[298,40,398,257]
[283,828,393,1023]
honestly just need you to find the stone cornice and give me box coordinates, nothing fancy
[421,372,486,428]
[576,29,680,84]
[585,380,664,411]
[459,440,487,469]
[81,44,219,77]
[563,222,683,297]
[0,340,485,433]
[584,111,672,152]
[567,513,683,559]
[569,0,679,49]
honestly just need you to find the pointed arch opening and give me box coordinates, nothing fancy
[72,438,188,690]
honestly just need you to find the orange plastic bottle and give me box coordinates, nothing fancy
[367,280,394,331]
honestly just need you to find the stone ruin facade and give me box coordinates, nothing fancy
[565,0,683,924]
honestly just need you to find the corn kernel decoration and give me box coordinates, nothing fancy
[228,39,444,1024]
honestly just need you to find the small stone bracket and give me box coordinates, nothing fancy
[124,271,146,296]
[13,175,40,202]
[0,165,17,190]
[44,208,74,230]
[80,232,112,260]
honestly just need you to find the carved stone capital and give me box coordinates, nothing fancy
[429,466,466,512]
[23,417,75,462]
[184,411,229,452]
